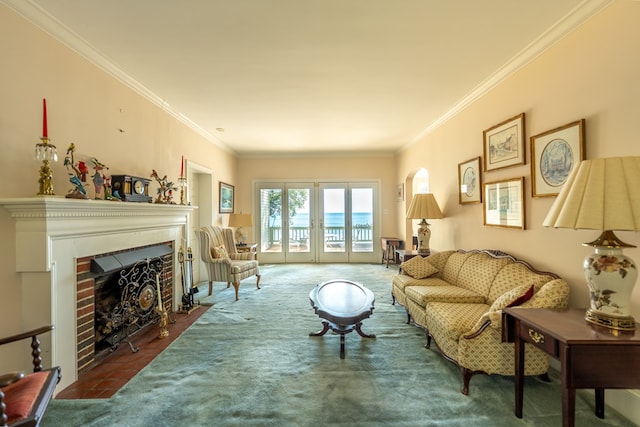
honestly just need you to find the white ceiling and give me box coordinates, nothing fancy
[5,0,610,156]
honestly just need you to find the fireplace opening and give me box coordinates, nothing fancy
[76,243,174,376]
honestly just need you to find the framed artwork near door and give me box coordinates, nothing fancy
[219,182,234,213]
[458,156,482,204]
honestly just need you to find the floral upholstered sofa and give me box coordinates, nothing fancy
[391,249,569,395]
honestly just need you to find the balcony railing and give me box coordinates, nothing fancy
[265,224,372,250]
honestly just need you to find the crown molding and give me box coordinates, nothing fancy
[402,0,614,152]
[1,0,234,154]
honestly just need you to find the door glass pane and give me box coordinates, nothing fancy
[351,188,373,252]
[288,188,310,253]
[323,188,345,252]
[260,188,283,253]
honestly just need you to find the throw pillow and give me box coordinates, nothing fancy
[490,283,535,312]
[211,245,229,259]
[400,256,438,279]
[487,283,535,327]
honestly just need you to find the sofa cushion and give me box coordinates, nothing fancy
[400,256,438,279]
[392,274,446,293]
[421,250,456,277]
[440,251,475,284]
[455,252,511,296]
[424,302,489,358]
[405,285,485,306]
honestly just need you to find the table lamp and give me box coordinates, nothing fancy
[543,156,640,331]
[229,213,253,245]
[406,193,444,255]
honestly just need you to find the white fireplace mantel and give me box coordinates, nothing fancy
[0,197,196,390]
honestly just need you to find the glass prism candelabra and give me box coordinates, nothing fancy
[35,137,58,195]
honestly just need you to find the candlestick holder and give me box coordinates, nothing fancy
[178,176,188,205]
[35,137,58,195]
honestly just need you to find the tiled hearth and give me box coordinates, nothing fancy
[56,307,207,399]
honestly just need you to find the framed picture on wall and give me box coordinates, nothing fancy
[483,113,525,172]
[530,119,585,197]
[396,183,404,202]
[483,177,525,229]
[219,182,234,213]
[458,156,482,204]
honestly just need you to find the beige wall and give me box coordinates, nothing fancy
[397,0,640,315]
[396,4,640,418]
[0,6,235,340]
[236,155,398,236]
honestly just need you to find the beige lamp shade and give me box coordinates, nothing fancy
[228,213,253,228]
[406,193,444,220]
[543,156,640,232]
[406,193,444,254]
[542,156,640,331]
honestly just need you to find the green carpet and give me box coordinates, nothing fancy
[43,263,633,426]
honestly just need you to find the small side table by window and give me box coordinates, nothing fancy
[380,237,404,268]
[502,307,640,427]
[236,243,257,254]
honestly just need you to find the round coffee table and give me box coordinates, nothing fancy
[308,279,376,359]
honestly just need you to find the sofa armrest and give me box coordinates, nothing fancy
[463,317,492,339]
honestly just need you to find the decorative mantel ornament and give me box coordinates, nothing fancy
[63,143,88,199]
[35,98,58,195]
[151,169,177,204]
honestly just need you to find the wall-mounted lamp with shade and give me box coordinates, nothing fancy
[406,193,444,255]
[228,213,253,245]
[543,156,640,331]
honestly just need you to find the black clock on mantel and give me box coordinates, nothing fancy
[110,175,152,202]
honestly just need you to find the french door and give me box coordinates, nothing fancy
[255,181,379,263]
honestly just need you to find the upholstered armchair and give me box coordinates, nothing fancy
[0,325,61,427]
[195,226,260,301]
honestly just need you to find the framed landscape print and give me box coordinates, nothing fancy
[458,156,482,204]
[483,113,525,172]
[530,119,585,197]
[219,182,234,213]
[483,177,525,229]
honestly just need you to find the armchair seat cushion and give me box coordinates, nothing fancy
[230,259,259,274]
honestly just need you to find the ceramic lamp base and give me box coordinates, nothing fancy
[416,219,431,254]
[583,241,637,331]
[585,308,636,331]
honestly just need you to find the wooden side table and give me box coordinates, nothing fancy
[380,237,403,268]
[235,243,257,254]
[502,307,640,427]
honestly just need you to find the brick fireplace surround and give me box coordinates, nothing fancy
[0,197,195,392]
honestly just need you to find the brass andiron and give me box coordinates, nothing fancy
[156,273,170,338]
[157,307,169,338]
[35,137,58,195]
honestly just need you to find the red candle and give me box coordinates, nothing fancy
[42,98,48,138]
[180,155,184,177]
